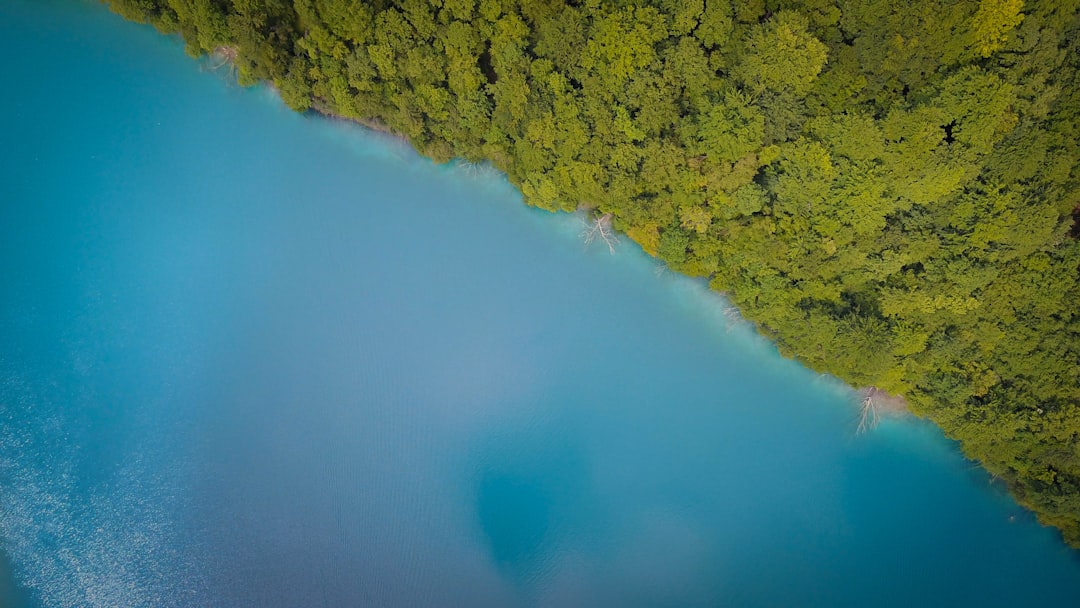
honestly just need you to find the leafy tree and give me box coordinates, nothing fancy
[734,11,828,96]
[971,0,1025,58]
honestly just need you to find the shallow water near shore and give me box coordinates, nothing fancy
[1,1,1079,606]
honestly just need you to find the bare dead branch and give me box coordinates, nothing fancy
[581,212,618,254]
[856,392,881,435]
[206,46,239,74]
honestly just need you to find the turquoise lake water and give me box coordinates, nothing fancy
[1,1,1078,606]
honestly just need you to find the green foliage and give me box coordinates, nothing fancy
[734,11,829,96]
[692,91,765,163]
[971,0,1025,58]
[105,0,1080,548]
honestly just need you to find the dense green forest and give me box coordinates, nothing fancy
[103,0,1080,546]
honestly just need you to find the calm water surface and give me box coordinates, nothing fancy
[1,1,1078,606]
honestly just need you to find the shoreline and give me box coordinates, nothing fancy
[198,47,1068,550]
[307,101,406,141]
[296,89,911,429]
